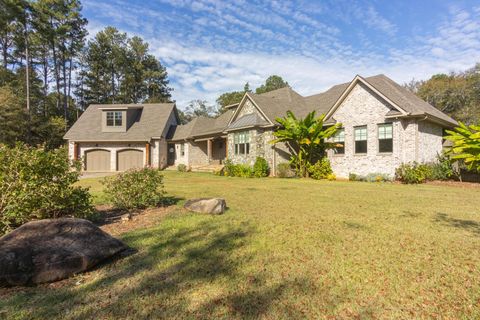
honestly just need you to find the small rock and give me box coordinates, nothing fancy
[184,198,226,215]
[120,213,132,222]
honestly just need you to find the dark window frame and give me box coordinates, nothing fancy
[378,123,393,153]
[333,128,345,155]
[106,111,122,127]
[234,131,250,155]
[354,126,368,154]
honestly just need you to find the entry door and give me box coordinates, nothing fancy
[167,143,176,165]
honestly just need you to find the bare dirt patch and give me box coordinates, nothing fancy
[95,205,178,236]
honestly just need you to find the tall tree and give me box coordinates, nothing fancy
[216,82,250,114]
[255,75,288,94]
[78,27,172,106]
[182,99,217,123]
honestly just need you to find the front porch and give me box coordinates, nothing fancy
[194,136,227,165]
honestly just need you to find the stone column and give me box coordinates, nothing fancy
[207,139,212,163]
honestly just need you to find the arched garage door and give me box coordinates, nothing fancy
[85,149,111,172]
[117,149,143,171]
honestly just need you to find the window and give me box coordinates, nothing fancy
[106,111,122,126]
[333,128,345,154]
[378,123,393,153]
[180,143,185,156]
[234,131,250,155]
[354,126,367,154]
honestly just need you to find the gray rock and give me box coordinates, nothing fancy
[0,218,130,286]
[184,198,227,215]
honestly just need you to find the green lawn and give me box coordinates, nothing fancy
[2,172,480,319]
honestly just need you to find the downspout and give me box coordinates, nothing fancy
[416,115,429,162]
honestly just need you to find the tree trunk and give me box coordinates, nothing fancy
[50,18,60,113]
[62,50,67,123]
[43,52,48,117]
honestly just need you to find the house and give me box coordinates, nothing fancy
[168,74,457,178]
[65,74,457,178]
[64,103,179,171]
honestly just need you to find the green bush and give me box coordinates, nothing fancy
[307,158,333,180]
[349,172,392,182]
[396,156,455,184]
[276,162,296,178]
[430,154,455,180]
[253,157,269,177]
[0,144,94,235]
[177,164,187,172]
[395,162,432,184]
[103,167,165,210]
[222,159,254,178]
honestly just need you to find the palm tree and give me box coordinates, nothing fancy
[446,122,480,172]
[271,111,340,177]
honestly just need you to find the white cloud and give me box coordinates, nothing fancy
[82,1,480,110]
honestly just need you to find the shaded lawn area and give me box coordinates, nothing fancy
[1,172,480,319]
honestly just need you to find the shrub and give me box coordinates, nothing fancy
[0,144,94,235]
[396,156,455,184]
[276,162,296,178]
[327,173,336,181]
[307,158,333,180]
[365,173,392,182]
[103,167,165,210]
[430,154,455,180]
[177,164,187,172]
[349,172,391,182]
[395,162,431,184]
[253,157,269,177]
[222,159,254,178]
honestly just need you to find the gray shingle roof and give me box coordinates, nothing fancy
[363,74,457,125]
[226,113,269,131]
[64,103,176,141]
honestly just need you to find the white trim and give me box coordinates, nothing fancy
[227,93,274,126]
[325,75,408,120]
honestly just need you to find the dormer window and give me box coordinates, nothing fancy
[106,111,122,126]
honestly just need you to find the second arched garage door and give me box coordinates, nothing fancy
[117,149,144,171]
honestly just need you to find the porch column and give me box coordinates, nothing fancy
[207,139,213,163]
[73,142,78,161]
[145,142,151,166]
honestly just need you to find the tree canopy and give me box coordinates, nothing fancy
[215,76,288,114]
[406,64,480,124]
[0,1,172,148]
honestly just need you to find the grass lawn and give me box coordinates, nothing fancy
[2,172,480,319]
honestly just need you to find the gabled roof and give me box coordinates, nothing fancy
[169,73,457,141]
[325,75,457,126]
[64,103,177,142]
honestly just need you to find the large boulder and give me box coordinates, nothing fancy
[184,198,227,215]
[0,218,130,286]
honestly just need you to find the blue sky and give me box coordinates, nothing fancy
[82,0,480,109]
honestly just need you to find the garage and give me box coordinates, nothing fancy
[85,149,111,172]
[117,149,144,171]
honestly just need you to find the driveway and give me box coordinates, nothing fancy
[80,172,118,179]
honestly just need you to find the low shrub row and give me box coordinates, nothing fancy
[395,161,454,184]
[307,158,335,180]
[222,157,270,178]
[349,173,392,182]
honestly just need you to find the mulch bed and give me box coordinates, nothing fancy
[96,205,176,236]
[425,180,480,188]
